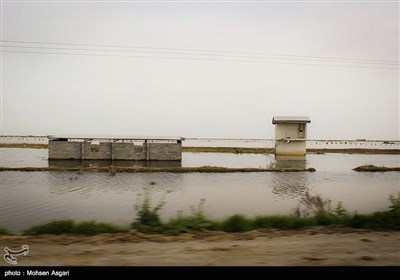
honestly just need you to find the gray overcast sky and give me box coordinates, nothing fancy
[1,1,399,140]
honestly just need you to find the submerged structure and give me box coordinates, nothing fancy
[272,116,311,156]
[48,136,183,161]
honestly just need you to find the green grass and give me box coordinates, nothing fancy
[131,192,400,234]
[164,215,217,234]
[159,212,400,234]
[219,214,252,232]
[343,211,400,230]
[138,206,400,235]
[252,215,316,229]
[23,220,127,236]
[0,227,10,235]
[2,210,399,236]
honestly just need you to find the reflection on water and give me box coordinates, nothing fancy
[273,155,307,169]
[269,156,308,199]
[48,160,182,168]
[269,173,309,199]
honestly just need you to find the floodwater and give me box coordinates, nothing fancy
[1,148,399,233]
[1,135,399,149]
[1,148,399,170]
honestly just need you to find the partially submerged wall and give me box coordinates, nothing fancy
[275,123,307,156]
[48,141,182,161]
[275,141,307,156]
[148,143,182,160]
[49,141,82,160]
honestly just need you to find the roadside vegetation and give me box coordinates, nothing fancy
[0,227,10,235]
[5,191,399,235]
[131,189,400,234]
[23,220,127,236]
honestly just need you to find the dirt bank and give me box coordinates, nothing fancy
[1,143,399,154]
[0,166,316,173]
[184,146,400,155]
[1,228,399,266]
[353,165,400,172]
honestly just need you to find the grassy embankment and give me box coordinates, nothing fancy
[22,220,126,235]
[0,143,48,149]
[353,165,400,172]
[3,164,400,173]
[184,146,400,155]
[2,192,399,236]
[0,166,316,173]
[0,227,10,235]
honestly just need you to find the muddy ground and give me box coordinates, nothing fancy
[1,228,399,266]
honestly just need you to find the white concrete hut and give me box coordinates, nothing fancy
[272,116,311,156]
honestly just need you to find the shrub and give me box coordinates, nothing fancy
[165,215,216,234]
[0,227,10,235]
[346,214,370,228]
[164,199,217,234]
[388,193,400,214]
[253,215,315,229]
[333,201,348,218]
[221,214,252,232]
[24,220,75,235]
[299,191,332,216]
[132,187,168,232]
[72,221,125,235]
[23,220,125,235]
[314,213,336,226]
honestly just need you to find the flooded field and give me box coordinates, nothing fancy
[1,147,399,233]
[1,135,399,150]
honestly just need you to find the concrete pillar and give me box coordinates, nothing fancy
[81,142,85,160]
[145,141,150,161]
[111,141,115,161]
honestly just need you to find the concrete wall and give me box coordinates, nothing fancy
[274,123,308,155]
[275,141,307,156]
[148,143,182,160]
[113,143,138,160]
[48,141,182,161]
[82,142,112,160]
[275,124,307,140]
[49,141,82,159]
[274,155,306,169]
